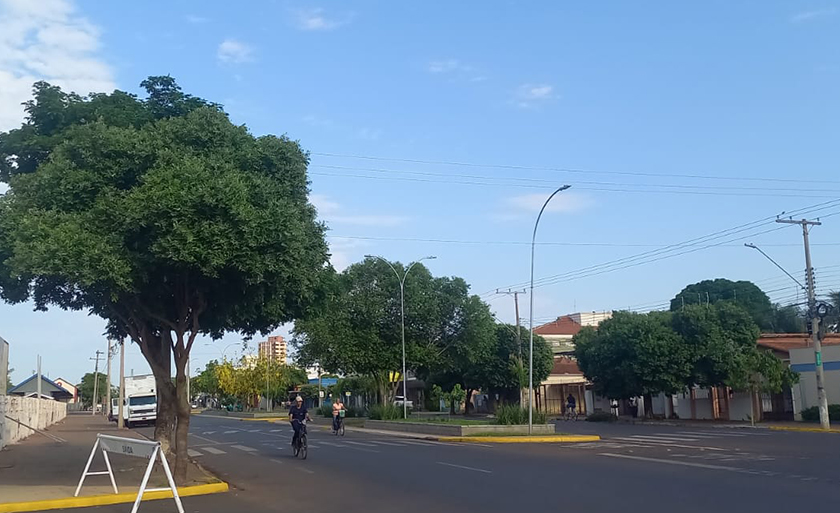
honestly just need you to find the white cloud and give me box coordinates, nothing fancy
[505,192,591,214]
[514,83,557,108]
[428,59,470,74]
[791,8,837,23]
[217,38,254,64]
[295,8,348,31]
[310,194,408,227]
[186,14,209,24]
[0,0,115,131]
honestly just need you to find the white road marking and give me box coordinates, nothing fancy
[301,468,315,475]
[269,429,283,433]
[203,447,226,455]
[599,453,742,472]
[319,441,344,448]
[232,445,257,452]
[248,429,262,433]
[678,431,745,438]
[610,438,728,451]
[628,434,701,442]
[224,430,238,434]
[307,444,319,449]
[202,431,217,435]
[399,440,436,446]
[270,459,284,464]
[188,449,202,457]
[189,433,218,444]
[367,441,406,446]
[436,462,492,474]
[344,441,378,447]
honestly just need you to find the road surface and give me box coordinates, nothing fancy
[66,415,840,512]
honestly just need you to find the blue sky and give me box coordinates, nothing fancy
[1,1,839,386]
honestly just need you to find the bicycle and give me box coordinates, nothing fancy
[333,410,346,437]
[564,407,578,421]
[292,420,308,459]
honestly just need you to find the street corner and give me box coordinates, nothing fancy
[0,482,229,513]
[438,435,601,443]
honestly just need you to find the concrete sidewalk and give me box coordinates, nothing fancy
[612,417,840,433]
[0,413,226,512]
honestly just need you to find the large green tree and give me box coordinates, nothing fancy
[477,324,552,408]
[293,257,496,406]
[574,311,691,404]
[670,279,773,330]
[77,372,117,409]
[0,78,328,481]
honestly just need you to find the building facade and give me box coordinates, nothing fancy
[258,335,287,364]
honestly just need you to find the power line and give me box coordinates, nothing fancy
[312,163,840,195]
[311,152,840,185]
[309,170,840,198]
[488,200,840,293]
[326,234,840,249]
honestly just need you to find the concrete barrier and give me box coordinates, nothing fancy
[366,420,556,436]
[0,396,67,449]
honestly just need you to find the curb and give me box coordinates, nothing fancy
[0,482,229,513]
[438,435,601,443]
[768,425,840,434]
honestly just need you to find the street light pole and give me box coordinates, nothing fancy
[528,185,571,435]
[365,254,437,419]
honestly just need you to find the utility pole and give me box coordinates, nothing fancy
[105,340,112,418]
[497,289,527,360]
[777,218,830,429]
[118,338,125,429]
[90,350,104,416]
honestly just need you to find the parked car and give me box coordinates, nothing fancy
[394,396,413,409]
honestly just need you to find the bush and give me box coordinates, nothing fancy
[317,405,332,418]
[368,404,404,420]
[586,411,617,422]
[800,404,840,422]
[494,405,546,425]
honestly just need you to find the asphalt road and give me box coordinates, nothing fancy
[65,415,840,513]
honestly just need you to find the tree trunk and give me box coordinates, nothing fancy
[464,388,474,415]
[173,351,190,484]
[138,328,175,457]
[643,393,653,418]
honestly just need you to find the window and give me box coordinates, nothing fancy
[129,396,156,406]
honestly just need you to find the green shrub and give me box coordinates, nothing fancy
[800,404,840,422]
[586,411,617,422]
[494,405,546,425]
[344,407,360,418]
[317,405,332,418]
[368,404,404,420]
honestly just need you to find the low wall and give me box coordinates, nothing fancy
[0,396,68,449]
[366,420,556,436]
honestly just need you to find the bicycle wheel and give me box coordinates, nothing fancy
[300,435,308,460]
[293,439,300,457]
[339,422,345,436]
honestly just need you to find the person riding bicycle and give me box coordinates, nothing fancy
[289,396,311,447]
[566,394,577,416]
[332,398,346,432]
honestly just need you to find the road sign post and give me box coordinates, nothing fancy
[75,433,184,513]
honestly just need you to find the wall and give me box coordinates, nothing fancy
[790,345,840,412]
[0,396,67,449]
[728,392,754,422]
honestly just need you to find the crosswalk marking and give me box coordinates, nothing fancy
[202,431,217,435]
[223,430,238,434]
[269,429,283,433]
[345,441,377,447]
[367,441,405,446]
[202,447,226,455]
[319,441,343,447]
[188,449,202,457]
[399,440,436,446]
[627,434,702,442]
[677,431,745,438]
[232,445,257,452]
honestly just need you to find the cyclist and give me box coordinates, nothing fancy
[332,398,346,433]
[566,394,577,417]
[289,396,311,447]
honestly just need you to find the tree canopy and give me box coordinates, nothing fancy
[293,257,497,404]
[76,372,116,408]
[0,77,328,481]
[575,311,690,400]
[670,279,773,330]
[575,305,797,406]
